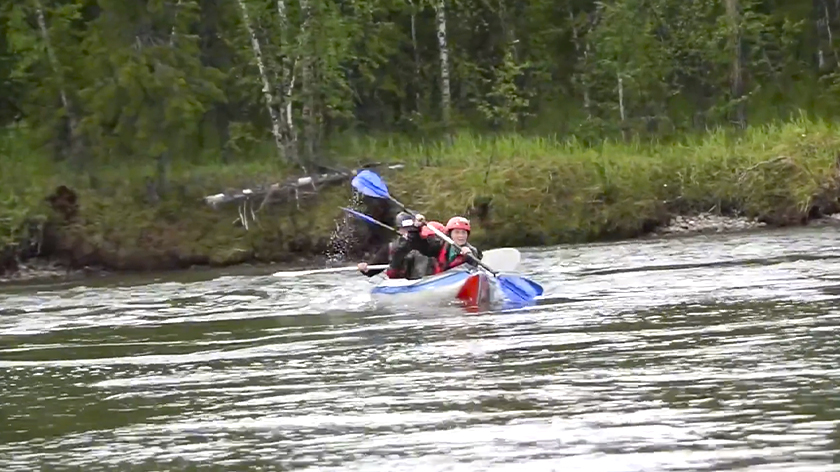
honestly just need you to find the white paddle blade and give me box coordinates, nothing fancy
[481,248,521,272]
[272,264,388,278]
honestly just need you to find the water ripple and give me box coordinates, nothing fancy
[3,226,840,470]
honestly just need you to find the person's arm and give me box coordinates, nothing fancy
[421,234,445,258]
[461,244,483,266]
[388,235,414,270]
[358,243,391,277]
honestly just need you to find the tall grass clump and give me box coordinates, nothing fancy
[333,116,840,246]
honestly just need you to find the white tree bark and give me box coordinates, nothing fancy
[169,0,182,44]
[410,0,421,112]
[617,73,625,122]
[276,0,297,157]
[823,0,839,66]
[299,0,315,165]
[725,0,745,128]
[435,0,451,127]
[34,0,77,140]
[236,0,286,160]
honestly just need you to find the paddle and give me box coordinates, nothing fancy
[273,264,388,277]
[340,207,398,233]
[350,170,543,303]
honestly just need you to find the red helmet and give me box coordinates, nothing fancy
[420,221,446,238]
[446,216,471,233]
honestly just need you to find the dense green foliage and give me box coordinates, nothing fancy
[2,0,840,164]
[2,0,840,272]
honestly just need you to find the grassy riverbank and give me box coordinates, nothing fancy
[2,116,840,277]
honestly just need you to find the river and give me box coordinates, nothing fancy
[2,226,840,471]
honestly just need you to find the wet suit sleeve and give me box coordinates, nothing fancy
[388,235,414,271]
[422,236,445,258]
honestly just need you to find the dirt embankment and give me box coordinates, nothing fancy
[3,174,840,284]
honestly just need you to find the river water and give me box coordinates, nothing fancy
[2,226,840,471]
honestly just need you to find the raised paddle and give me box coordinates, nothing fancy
[350,170,543,303]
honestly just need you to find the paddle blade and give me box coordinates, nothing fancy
[351,170,390,199]
[480,248,521,272]
[523,278,544,296]
[497,275,543,303]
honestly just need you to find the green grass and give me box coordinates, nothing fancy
[329,115,840,245]
[2,114,840,271]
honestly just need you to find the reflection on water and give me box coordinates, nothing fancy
[2,227,840,471]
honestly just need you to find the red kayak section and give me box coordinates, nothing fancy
[456,273,491,307]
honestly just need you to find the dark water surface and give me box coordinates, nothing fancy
[3,227,840,471]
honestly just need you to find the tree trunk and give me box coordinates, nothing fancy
[235,0,287,162]
[169,0,182,44]
[34,0,81,164]
[569,10,591,117]
[435,0,451,129]
[276,0,299,164]
[618,73,625,123]
[410,0,421,113]
[300,0,316,169]
[725,0,746,128]
[822,0,839,68]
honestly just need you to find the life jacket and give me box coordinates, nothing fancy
[434,242,474,273]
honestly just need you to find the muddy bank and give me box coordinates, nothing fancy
[0,182,401,284]
[5,146,840,284]
[3,186,840,285]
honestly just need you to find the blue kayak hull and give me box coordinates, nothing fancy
[370,268,502,308]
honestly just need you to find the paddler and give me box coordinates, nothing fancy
[357,212,440,279]
[420,220,446,239]
[432,216,483,273]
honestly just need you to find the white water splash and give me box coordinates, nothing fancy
[325,191,364,263]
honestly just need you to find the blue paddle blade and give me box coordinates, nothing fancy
[341,207,389,229]
[497,275,542,303]
[523,278,544,296]
[351,170,390,199]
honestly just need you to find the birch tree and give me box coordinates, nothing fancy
[435,0,451,128]
[235,0,288,163]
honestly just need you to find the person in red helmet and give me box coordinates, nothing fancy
[434,216,483,272]
[420,220,446,239]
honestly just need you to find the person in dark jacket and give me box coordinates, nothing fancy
[357,212,441,280]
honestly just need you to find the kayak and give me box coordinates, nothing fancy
[370,267,503,308]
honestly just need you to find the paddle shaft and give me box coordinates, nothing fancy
[385,196,500,277]
[273,264,388,277]
[341,207,398,233]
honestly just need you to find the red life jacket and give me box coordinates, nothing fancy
[435,243,469,273]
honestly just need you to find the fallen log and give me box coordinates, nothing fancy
[202,162,404,230]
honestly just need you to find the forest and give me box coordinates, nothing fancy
[3,0,839,166]
[3,0,840,273]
